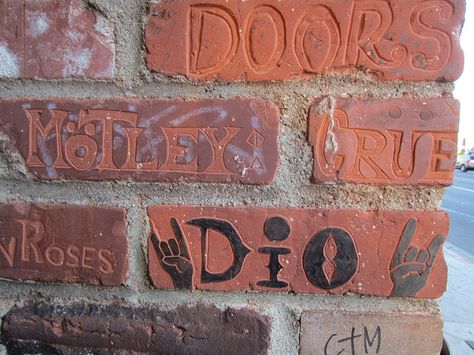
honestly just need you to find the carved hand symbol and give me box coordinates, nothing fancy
[151,218,193,290]
[390,218,445,297]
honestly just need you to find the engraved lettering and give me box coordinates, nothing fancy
[314,108,353,178]
[148,206,448,297]
[189,5,239,75]
[202,127,241,173]
[20,220,45,263]
[187,218,251,283]
[82,246,96,269]
[295,6,340,72]
[0,236,16,267]
[64,135,98,170]
[303,228,358,290]
[161,127,199,172]
[26,109,69,168]
[346,0,407,67]
[310,98,460,185]
[244,6,285,74]
[432,135,457,172]
[65,245,80,267]
[79,110,138,171]
[410,1,454,71]
[147,1,464,81]
[121,127,159,171]
[98,249,114,274]
[347,130,389,180]
[3,99,279,183]
[45,244,65,266]
[389,131,433,179]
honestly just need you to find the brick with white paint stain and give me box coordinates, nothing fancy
[0,0,114,79]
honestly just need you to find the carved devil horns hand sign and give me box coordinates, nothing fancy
[390,218,446,297]
[151,218,193,290]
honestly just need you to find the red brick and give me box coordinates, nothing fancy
[146,0,464,82]
[0,98,279,183]
[2,303,271,354]
[300,311,443,355]
[0,203,128,285]
[0,0,114,79]
[309,97,460,185]
[147,206,448,298]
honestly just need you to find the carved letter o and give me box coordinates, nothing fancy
[64,135,99,171]
[303,227,358,289]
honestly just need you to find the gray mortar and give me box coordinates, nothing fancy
[0,0,454,353]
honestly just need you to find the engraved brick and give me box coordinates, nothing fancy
[0,0,114,79]
[147,206,448,298]
[0,203,128,285]
[309,97,460,186]
[146,0,464,82]
[0,98,279,183]
[300,311,443,355]
[2,303,271,354]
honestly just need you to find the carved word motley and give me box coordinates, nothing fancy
[146,0,464,81]
[147,206,449,298]
[0,99,279,183]
[309,98,459,186]
[0,203,128,285]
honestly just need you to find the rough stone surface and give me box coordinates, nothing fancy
[0,98,279,183]
[0,202,128,285]
[146,0,464,82]
[2,303,271,355]
[309,97,460,186]
[300,311,443,355]
[148,206,448,298]
[0,0,115,79]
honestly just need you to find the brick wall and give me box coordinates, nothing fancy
[0,0,465,354]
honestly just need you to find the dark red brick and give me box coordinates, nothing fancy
[0,0,114,79]
[146,0,464,82]
[0,98,279,184]
[0,203,128,285]
[309,97,460,185]
[2,303,271,355]
[147,206,448,298]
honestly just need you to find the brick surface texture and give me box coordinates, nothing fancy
[0,0,465,354]
[0,0,115,79]
[300,311,443,355]
[2,303,271,354]
[0,202,128,285]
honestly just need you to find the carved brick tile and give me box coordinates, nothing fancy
[146,0,464,82]
[309,97,460,185]
[0,98,279,183]
[147,206,448,298]
[0,203,128,285]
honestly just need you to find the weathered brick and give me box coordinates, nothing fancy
[0,98,279,183]
[2,303,271,354]
[309,97,460,186]
[147,206,448,298]
[146,0,464,82]
[0,203,128,285]
[0,0,114,79]
[300,311,443,355]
